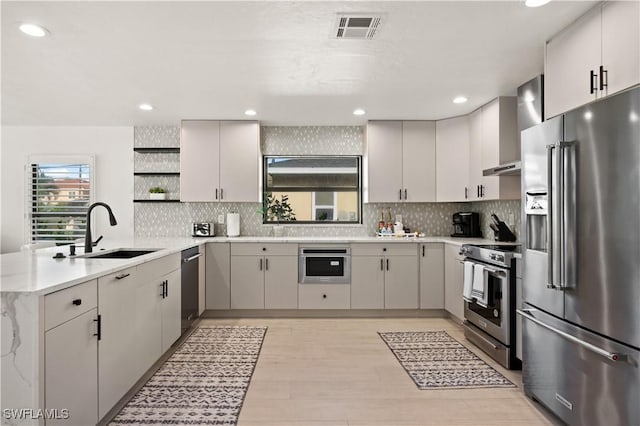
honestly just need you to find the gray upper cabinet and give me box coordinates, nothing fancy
[366,121,436,203]
[180,120,219,202]
[545,1,640,119]
[365,121,403,202]
[401,121,437,202]
[180,120,260,202]
[219,121,260,202]
[436,115,470,202]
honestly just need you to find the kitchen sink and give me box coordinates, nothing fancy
[81,249,158,259]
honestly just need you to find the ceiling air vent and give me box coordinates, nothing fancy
[333,14,384,40]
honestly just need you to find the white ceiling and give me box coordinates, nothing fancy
[2,1,597,127]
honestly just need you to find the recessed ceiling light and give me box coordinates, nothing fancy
[453,96,468,104]
[525,0,551,7]
[19,23,48,37]
[138,103,153,111]
[353,108,366,116]
[244,109,257,116]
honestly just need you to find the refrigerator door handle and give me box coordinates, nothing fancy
[546,144,557,289]
[558,140,576,290]
[517,309,626,362]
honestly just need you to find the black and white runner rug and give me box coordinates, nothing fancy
[378,330,515,389]
[111,325,267,425]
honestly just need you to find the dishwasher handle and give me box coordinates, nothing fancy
[183,253,202,263]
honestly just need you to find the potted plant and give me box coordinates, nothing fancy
[258,192,296,222]
[149,186,167,200]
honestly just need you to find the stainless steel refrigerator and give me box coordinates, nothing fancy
[519,86,640,425]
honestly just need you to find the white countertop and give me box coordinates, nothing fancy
[0,236,501,295]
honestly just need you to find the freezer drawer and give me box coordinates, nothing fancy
[519,304,639,425]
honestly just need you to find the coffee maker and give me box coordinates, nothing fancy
[451,212,482,237]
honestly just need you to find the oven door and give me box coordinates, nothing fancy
[299,248,351,284]
[463,261,511,345]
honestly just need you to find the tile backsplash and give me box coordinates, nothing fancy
[134,125,521,240]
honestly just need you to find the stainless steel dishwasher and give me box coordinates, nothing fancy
[181,246,201,334]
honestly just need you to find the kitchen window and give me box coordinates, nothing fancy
[28,156,94,243]
[262,156,361,224]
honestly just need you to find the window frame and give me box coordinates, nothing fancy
[26,155,95,245]
[262,155,363,225]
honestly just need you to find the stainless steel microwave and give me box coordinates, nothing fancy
[298,247,351,284]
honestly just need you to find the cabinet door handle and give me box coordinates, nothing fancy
[380,258,384,271]
[465,187,468,199]
[259,258,263,271]
[590,69,597,95]
[404,189,407,200]
[164,280,168,298]
[72,298,82,306]
[220,188,224,200]
[386,259,389,271]
[477,185,480,197]
[93,315,102,341]
[115,273,130,280]
[160,282,165,298]
[399,189,402,201]
[422,245,425,257]
[480,185,484,197]
[599,65,608,91]
[265,258,269,271]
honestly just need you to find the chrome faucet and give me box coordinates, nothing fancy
[84,202,117,253]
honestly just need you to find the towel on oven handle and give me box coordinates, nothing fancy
[463,261,475,302]
[471,263,489,308]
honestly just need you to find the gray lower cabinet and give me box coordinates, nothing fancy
[444,243,464,321]
[161,268,181,352]
[205,243,231,309]
[44,280,99,426]
[98,267,140,419]
[230,243,298,309]
[350,244,418,309]
[419,243,444,309]
[384,254,418,309]
[230,255,265,309]
[299,284,350,309]
[264,255,298,309]
[351,256,385,309]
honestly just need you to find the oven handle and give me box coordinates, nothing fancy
[458,260,507,276]
[517,309,626,362]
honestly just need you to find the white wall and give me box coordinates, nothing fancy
[1,126,134,253]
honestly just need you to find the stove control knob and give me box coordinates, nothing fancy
[489,254,497,260]
[497,255,505,262]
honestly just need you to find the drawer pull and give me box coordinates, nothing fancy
[323,294,327,299]
[72,298,82,306]
[115,273,130,280]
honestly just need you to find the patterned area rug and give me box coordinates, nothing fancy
[378,330,515,389]
[111,325,267,425]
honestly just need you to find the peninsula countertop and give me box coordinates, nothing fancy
[1,236,508,295]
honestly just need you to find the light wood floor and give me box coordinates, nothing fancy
[199,317,558,426]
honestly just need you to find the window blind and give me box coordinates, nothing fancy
[30,163,91,243]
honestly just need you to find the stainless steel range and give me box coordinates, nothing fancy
[460,244,521,369]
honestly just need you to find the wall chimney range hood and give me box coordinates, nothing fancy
[483,161,521,176]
